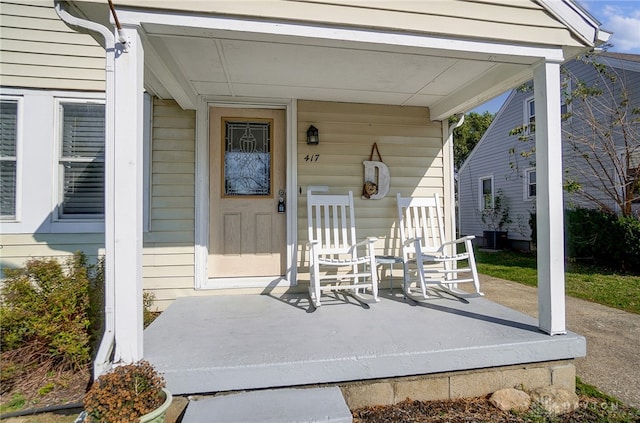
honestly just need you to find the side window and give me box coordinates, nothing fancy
[525,168,536,200]
[561,77,571,120]
[630,152,640,204]
[0,98,19,220]
[58,101,105,219]
[526,98,535,135]
[480,176,494,210]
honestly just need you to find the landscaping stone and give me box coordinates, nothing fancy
[489,388,531,412]
[530,386,579,415]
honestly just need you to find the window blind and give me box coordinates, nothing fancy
[0,100,17,219]
[60,103,105,217]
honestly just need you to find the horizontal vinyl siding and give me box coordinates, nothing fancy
[296,100,443,278]
[0,1,105,91]
[79,0,581,48]
[0,233,104,277]
[143,99,196,307]
[458,89,533,242]
[561,59,640,214]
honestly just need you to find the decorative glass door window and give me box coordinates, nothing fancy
[223,120,272,196]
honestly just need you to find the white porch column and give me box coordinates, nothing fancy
[112,26,145,362]
[533,61,566,335]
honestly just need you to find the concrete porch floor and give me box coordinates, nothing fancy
[144,289,586,397]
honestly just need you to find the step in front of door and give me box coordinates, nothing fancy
[182,386,352,423]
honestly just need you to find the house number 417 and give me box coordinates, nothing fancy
[304,154,320,162]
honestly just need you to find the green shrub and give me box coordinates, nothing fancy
[528,209,640,273]
[143,291,158,328]
[0,252,104,371]
[565,208,640,272]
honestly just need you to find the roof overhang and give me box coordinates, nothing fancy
[67,0,607,121]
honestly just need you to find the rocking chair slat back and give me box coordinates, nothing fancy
[397,194,446,254]
[308,191,357,254]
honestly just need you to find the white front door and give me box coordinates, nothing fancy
[208,107,287,279]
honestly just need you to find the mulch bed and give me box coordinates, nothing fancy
[352,395,640,422]
[0,353,90,413]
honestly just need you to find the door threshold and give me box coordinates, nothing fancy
[201,276,293,289]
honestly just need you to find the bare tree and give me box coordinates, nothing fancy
[562,53,640,217]
[509,53,640,217]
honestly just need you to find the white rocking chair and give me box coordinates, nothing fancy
[396,193,483,300]
[307,186,379,307]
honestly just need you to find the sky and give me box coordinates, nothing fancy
[472,0,640,114]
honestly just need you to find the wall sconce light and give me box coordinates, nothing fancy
[306,125,319,145]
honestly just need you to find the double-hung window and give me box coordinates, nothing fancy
[58,101,105,219]
[629,151,640,204]
[525,168,536,200]
[1,98,18,220]
[526,97,535,135]
[480,176,494,210]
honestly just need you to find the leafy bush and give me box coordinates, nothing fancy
[0,252,104,375]
[530,209,640,273]
[83,360,167,423]
[566,208,640,272]
[143,291,158,328]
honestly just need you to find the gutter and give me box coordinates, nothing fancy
[448,114,465,239]
[54,0,117,378]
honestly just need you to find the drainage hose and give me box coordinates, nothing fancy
[0,402,83,419]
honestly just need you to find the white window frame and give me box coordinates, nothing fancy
[479,175,494,211]
[524,167,536,201]
[0,95,23,222]
[1,87,151,234]
[524,96,535,135]
[622,150,640,205]
[54,98,106,222]
[560,76,572,121]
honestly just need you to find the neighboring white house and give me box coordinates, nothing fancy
[458,53,640,251]
[1,0,610,364]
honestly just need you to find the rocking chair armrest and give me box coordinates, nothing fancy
[352,237,378,249]
[441,235,475,247]
[403,237,422,247]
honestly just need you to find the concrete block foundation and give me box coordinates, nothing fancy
[340,360,576,409]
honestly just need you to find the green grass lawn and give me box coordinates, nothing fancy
[474,250,640,315]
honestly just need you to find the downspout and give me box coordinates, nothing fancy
[54,0,116,378]
[448,114,465,239]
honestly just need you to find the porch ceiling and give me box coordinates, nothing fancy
[141,23,539,119]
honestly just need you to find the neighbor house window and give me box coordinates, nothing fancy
[525,168,536,200]
[58,101,105,218]
[526,97,535,134]
[480,176,494,210]
[0,98,18,220]
[561,77,571,120]
[525,82,570,133]
[630,152,640,204]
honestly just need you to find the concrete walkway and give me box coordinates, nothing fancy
[476,275,640,408]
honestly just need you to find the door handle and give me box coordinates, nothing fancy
[278,190,285,213]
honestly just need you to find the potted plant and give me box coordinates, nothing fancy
[82,360,172,423]
[481,190,512,250]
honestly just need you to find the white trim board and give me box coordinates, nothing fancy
[119,9,566,62]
